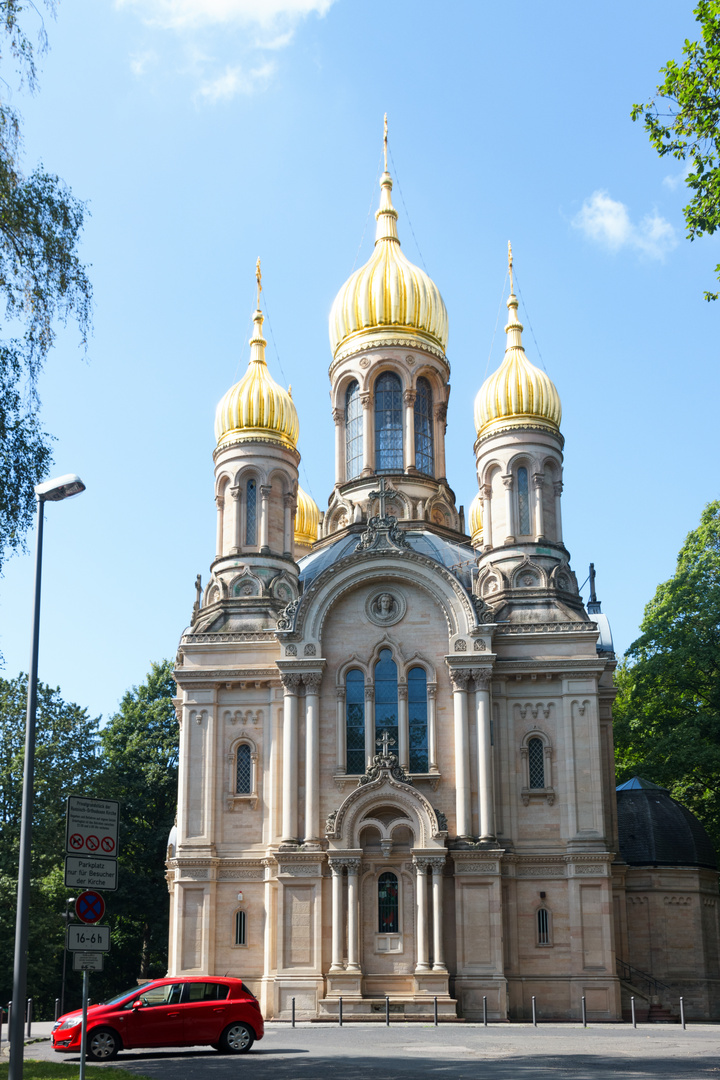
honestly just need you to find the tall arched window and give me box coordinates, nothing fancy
[345,669,365,774]
[408,666,429,773]
[236,744,252,794]
[528,737,545,788]
[517,466,530,535]
[374,648,398,751]
[537,907,550,946]
[414,377,434,475]
[378,872,399,933]
[246,479,257,545]
[234,910,247,946]
[375,372,403,471]
[345,381,363,481]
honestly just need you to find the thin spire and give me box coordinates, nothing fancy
[249,259,267,364]
[508,241,514,295]
[504,242,523,349]
[383,112,388,171]
[255,257,262,309]
[376,114,399,244]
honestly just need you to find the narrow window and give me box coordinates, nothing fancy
[346,669,365,774]
[518,466,530,535]
[537,908,550,946]
[408,666,429,773]
[235,910,246,946]
[375,372,403,471]
[236,744,252,794]
[414,377,434,475]
[528,737,545,788]
[345,381,363,481]
[374,648,398,751]
[378,872,399,933]
[246,479,257,545]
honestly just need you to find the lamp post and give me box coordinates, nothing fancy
[59,896,76,1017]
[9,474,85,1080]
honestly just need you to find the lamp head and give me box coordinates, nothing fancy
[34,474,85,502]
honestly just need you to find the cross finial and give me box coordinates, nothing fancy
[368,475,399,519]
[383,113,388,172]
[256,257,262,308]
[377,731,395,759]
[508,241,514,295]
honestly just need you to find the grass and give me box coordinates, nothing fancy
[0,1063,152,1079]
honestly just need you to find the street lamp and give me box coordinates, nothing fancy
[9,474,85,1080]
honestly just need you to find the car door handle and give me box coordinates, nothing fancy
[168,1012,180,1018]
[212,1007,225,1012]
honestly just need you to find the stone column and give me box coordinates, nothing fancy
[215,493,225,558]
[333,407,345,485]
[553,480,563,543]
[403,388,417,472]
[336,686,346,773]
[283,494,295,555]
[473,669,495,841]
[329,860,345,971]
[280,673,301,843]
[532,472,545,541]
[433,403,447,479]
[228,486,242,553]
[398,681,409,769]
[303,672,322,843]
[427,683,438,773]
[259,484,272,550]
[413,857,431,972]
[361,392,374,476]
[429,857,447,971]
[501,474,515,543]
[449,668,472,838]
[364,686,375,770]
[346,858,361,971]
[481,483,492,550]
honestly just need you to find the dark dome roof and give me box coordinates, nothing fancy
[616,778,717,870]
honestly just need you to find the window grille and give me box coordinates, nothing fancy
[346,669,365,774]
[374,648,398,750]
[414,378,434,475]
[408,666,429,773]
[246,479,257,545]
[375,372,403,471]
[345,381,363,480]
[235,910,246,946]
[518,466,530,535]
[537,907,550,945]
[236,744,252,794]
[378,872,399,933]
[528,737,545,788]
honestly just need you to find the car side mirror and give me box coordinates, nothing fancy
[132,999,144,1010]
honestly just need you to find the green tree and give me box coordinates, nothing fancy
[614,501,720,853]
[0,0,92,569]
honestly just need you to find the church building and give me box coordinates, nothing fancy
[166,135,719,1021]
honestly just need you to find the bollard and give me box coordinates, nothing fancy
[631,996,636,1028]
[483,995,487,1027]
[0,1005,3,1047]
[680,996,685,1030]
[385,995,390,1026]
[434,996,438,1027]
[55,998,60,1022]
[339,996,343,1027]
[291,997,295,1028]
[26,997,32,1038]
[7,1002,11,1043]
[532,995,537,1027]
[582,995,587,1027]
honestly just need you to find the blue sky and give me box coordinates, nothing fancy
[1,0,716,722]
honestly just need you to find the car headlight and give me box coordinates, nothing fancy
[56,1018,81,1032]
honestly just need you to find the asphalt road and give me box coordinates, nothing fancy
[17,1022,720,1079]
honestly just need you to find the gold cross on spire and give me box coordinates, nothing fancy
[256,257,262,308]
[383,112,388,171]
[508,241,514,295]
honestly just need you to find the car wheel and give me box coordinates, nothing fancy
[87,1027,121,1061]
[219,1022,254,1054]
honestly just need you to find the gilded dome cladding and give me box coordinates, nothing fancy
[295,485,319,547]
[468,491,483,546]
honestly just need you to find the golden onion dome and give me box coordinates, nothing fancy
[294,486,320,547]
[468,490,483,547]
[329,149,448,361]
[215,305,299,451]
[474,245,561,438]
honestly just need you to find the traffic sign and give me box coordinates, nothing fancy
[73,952,104,972]
[65,797,119,859]
[65,855,118,892]
[67,925,110,952]
[75,890,106,925]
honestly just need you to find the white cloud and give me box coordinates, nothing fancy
[572,190,677,260]
[663,163,692,190]
[198,60,276,101]
[117,0,335,30]
[129,49,157,75]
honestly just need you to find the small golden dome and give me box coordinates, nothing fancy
[474,246,561,438]
[329,163,448,361]
[468,491,483,547]
[294,486,319,547]
[215,306,299,451]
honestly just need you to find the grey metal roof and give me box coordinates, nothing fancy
[616,779,717,869]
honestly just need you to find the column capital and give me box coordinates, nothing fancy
[360,392,373,409]
[427,682,437,699]
[427,856,447,876]
[413,855,431,873]
[284,493,296,509]
[471,669,492,691]
[280,672,302,694]
[364,686,375,702]
[328,858,345,877]
[480,483,491,499]
[332,407,344,425]
[433,403,447,422]
[229,485,241,501]
[553,480,564,496]
[448,668,470,692]
[260,484,272,499]
[398,682,408,700]
[336,686,346,701]
[215,494,225,509]
[501,473,514,490]
[532,471,545,489]
[403,388,417,405]
[303,671,323,691]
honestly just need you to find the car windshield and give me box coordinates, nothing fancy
[101,987,145,1007]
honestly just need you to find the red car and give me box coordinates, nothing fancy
[52,976,264,1060]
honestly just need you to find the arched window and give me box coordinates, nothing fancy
[408,666,429,773]
[375,372,403,471]
[537,907,550,946]
[346,669,365,774]
[236,744,252,794]
[374,648,398,751]
[235,910,246,946]
[517,466,530,535]
[414,377,434,475]
[378,872,399,933]
[528,737,545,789]
[246,479,257,545]
[345,381,363,481]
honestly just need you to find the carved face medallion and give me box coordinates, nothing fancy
[366,589,407,627]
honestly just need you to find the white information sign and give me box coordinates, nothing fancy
[67,925,110,952]
[66,796,120,859]
[73,952,104,972]
[64,855,118,892]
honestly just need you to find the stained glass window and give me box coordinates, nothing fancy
[375,372,403,472]
[518,466,530,535]
[378,871,399,933]
[346,669,365,774]
[235,910,246,946]
[537,908,550,945]
[345,381,363,481]
[414,377,434,475]
[374,648,398,751]
[528,737,545,788]
[236,744,252,793]
[246,479,257,545]
[408,666,428,773]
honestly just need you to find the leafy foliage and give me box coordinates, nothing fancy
[614,501,720,854]
[632,0,720,300]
